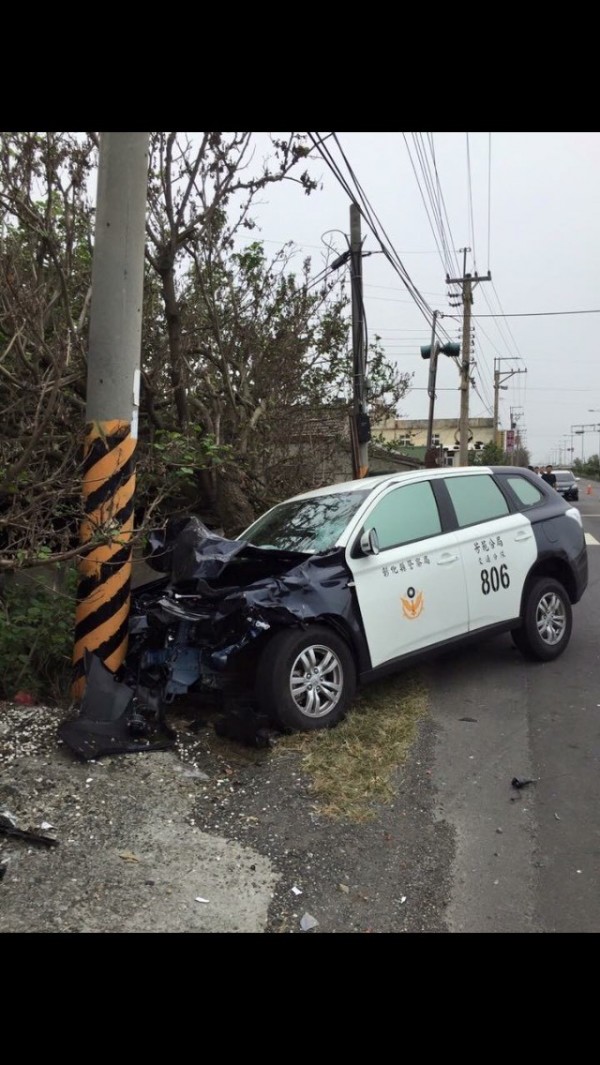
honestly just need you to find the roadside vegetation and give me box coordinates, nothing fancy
[0,131,412,699]
[0,132,410,577]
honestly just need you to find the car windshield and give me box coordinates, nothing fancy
[242,490,371,553]
[556,471,575,482]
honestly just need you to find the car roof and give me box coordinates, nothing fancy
[285,464,525,502]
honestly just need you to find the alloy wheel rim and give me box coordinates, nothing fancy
[536,592,567,645]
[289,644,343,718]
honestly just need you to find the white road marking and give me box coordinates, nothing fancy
[585,532,600,545]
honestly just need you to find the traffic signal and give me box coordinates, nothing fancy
[420,342,461,359]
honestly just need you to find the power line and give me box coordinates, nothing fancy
[487,133,492,272]
[427,133,461,279]
[308,133,457,353]
[445,308,600,318]
[466,133,477,269]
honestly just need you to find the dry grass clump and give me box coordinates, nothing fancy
[276,672,427,821]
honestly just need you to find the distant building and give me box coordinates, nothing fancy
[275,404,424,487]
[374,417,498,467]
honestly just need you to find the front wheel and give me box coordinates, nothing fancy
[255,625,356,731]
[511,577,572,661]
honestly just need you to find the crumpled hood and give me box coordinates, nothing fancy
[145,515,309,585]
[140,516,363,648]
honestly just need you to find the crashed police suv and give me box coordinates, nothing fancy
[116,465,588,736]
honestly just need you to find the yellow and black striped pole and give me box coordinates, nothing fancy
[72,420,137,698]
[72,133,149,700]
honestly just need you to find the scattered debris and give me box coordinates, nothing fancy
[554,812,561,821]
[291,885,302,896]
[0,811,58,848]
[459,717,478,723]
[195,896,210,904]
[40,821,53,831]
[338,883,350,894]
[300,912,319,931]
[59,652,177,761]
[118,851,140,863]
[511,777,536,790]
[13,691,36,705]
[400,896,407,904]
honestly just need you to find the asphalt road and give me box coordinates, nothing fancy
[424,490,600,932]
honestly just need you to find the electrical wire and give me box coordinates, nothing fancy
[466,133,477,270]
[487,133,492,272]
[426,133,462,279]
[309,132,460,366]
[403,133,453,279]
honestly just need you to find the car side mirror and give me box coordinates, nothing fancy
[360,527,380,556]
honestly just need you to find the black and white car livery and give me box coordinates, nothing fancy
[119,465,588,735]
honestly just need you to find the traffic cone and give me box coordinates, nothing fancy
[587,483,593,496]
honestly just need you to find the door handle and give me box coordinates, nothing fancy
[437,553,459,565]
[514,530,533,541]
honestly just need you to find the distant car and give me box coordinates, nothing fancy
[121,465,588,733]
[554,470,579,501]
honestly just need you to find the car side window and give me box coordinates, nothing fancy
[444,474,509,527]
[505,475,545,507]
[363,481,442,551]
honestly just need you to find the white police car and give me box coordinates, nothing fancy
[125,465,588,735]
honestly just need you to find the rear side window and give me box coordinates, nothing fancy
[445,474,509,527]
[506,475,545,507]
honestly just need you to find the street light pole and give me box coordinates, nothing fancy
[426,310,439,451]
[572,423,599,465]
[588,410,600,460]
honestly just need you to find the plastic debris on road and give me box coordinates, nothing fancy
[300,912,319,931]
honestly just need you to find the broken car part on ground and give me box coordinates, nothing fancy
[60,467,588,760]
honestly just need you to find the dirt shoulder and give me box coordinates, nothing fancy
[0,686,454,934]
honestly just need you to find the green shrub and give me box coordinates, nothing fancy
[0,567,77,702]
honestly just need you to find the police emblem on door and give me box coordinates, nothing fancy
[401,587,424,619]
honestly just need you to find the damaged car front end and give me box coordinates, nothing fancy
[127,513,368,718]
[61,489,372,758]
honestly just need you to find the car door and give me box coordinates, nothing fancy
[346,479,469,669]
[441,471,539,631]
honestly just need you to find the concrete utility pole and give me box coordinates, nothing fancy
[426,310,439,451]
[493,359,527,447]
[350,204,370,478]
[446,250,491,465]
[72,133,150,699]
[420,314,460,455]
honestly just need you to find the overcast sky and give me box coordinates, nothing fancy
[243,132,600,466]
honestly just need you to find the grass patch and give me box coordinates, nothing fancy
[275,670,428,822]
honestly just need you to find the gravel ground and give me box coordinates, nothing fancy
[0,697,455,934]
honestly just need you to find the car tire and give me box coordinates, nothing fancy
[255,625,356,731]
[511,577,572,661]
